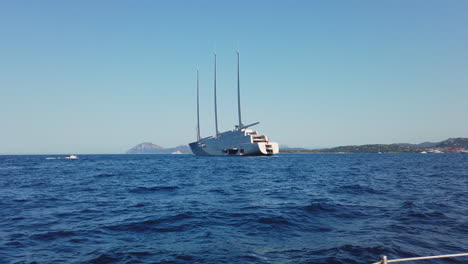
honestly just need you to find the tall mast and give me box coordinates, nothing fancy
[214,54,220,136]
[196,69,201,141]
[237,51,243,128]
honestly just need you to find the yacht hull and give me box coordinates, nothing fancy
[189,129,279,156]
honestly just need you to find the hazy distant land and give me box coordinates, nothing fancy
[280,138,468,154]
[126,143,191,154]
[127,138,468,154]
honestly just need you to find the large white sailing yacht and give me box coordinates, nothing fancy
[189,52,279,156]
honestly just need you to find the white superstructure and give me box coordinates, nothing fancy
[189,52,279,156]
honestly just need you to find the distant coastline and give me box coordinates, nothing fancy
[127,138,468,155]
[280,138,468,154]
[2,138,466,155]
[126,143,191,154]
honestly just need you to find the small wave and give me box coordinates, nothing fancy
[89,253,118,264]
[175,254,195,261]
[396,209,451,225]
[46,196,62,201]
[69,238,88,243]
[408,211,447,219]
[9,233,26,239]
[303,203,338,213]
[301,202,370,219]
[257,216,289,225]
[239,255,262,261]
[5,241,22,247]
[0,165,22,170]
[235,169,251,175]
[155,226,189,232]
[129,186,179,193]
[389,224,412,233]
[80,209,100,214]
[269,244,387,264]
[31,230,76,241]
[208,188,230,195]
[106,223,189,233]
[240,205,262,210]
[54,211,77,218]
[402,201,415,208]
[94,173,115,178]
[128,251,153,256]
[105,213,194,233]
[225,212,252,218]
[13,199,29,203]
[313,244,387,264]
[332,184,382,195]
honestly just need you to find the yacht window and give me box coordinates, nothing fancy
[228,149,238,155]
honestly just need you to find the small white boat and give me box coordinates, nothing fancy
[64,155,78,159]
[420,151,427,154]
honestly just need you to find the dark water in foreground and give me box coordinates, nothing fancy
[0,154,467,264]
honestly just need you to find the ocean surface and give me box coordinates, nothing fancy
[0,154,467,264]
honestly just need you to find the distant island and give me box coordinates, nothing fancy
[281,138,468,154]
[127,138,468,155]
[126,143,191,154]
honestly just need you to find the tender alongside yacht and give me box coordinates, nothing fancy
[189,52,279,156]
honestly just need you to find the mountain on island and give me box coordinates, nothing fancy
[394,141,440,148]
[126,143,192,154]
[434,138,468,149]
[281,137,468,154]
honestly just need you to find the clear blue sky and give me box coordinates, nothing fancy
[1,1,467,154]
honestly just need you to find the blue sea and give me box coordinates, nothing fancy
[0,154,467,264]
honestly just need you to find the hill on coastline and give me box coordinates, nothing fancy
[281,138,468,154]
[126,143,192,154]
[126,138,467,154]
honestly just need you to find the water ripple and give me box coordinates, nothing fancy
[0,154,467,263]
